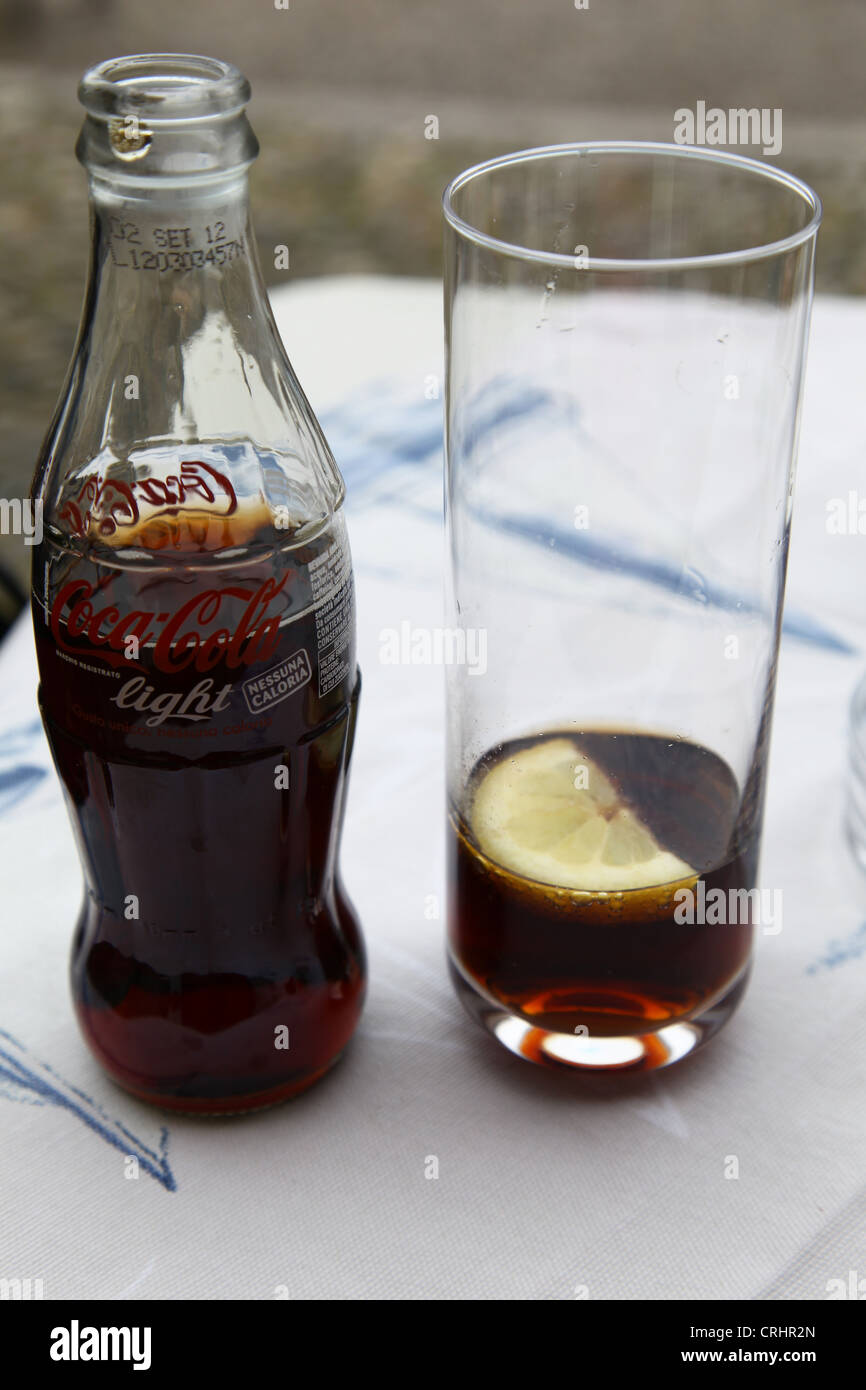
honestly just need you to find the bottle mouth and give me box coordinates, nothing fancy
[76,53,257,182]
[79,54,250,124]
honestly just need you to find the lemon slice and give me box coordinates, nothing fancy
[470,737,694,892]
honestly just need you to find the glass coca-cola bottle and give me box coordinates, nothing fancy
[30,54,366,1114]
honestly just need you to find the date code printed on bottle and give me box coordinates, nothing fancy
[310,538,354,696]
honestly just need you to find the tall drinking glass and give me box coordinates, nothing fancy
[443,143,821,1072]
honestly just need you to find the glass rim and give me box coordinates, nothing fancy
[442,141,823,273]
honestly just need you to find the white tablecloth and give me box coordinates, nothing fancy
[1,278,864,1301]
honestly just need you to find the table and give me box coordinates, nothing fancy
[1,277,864,1300]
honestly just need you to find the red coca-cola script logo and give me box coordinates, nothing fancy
[58,461,237,538]
[50,574,288,674]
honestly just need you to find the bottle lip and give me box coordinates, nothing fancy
[79,53,250,124]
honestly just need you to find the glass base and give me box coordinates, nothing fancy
[448,954,751,1073]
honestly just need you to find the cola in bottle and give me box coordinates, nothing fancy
[31,54,365,1113]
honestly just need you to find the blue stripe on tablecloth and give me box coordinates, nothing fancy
[0,386,854,815]
[324,385,856,655]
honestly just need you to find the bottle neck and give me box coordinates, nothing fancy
[35,55,345,549]
[86,170,269,323]
[67,170,293,460]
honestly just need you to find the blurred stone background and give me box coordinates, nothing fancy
[2,0,865,607]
